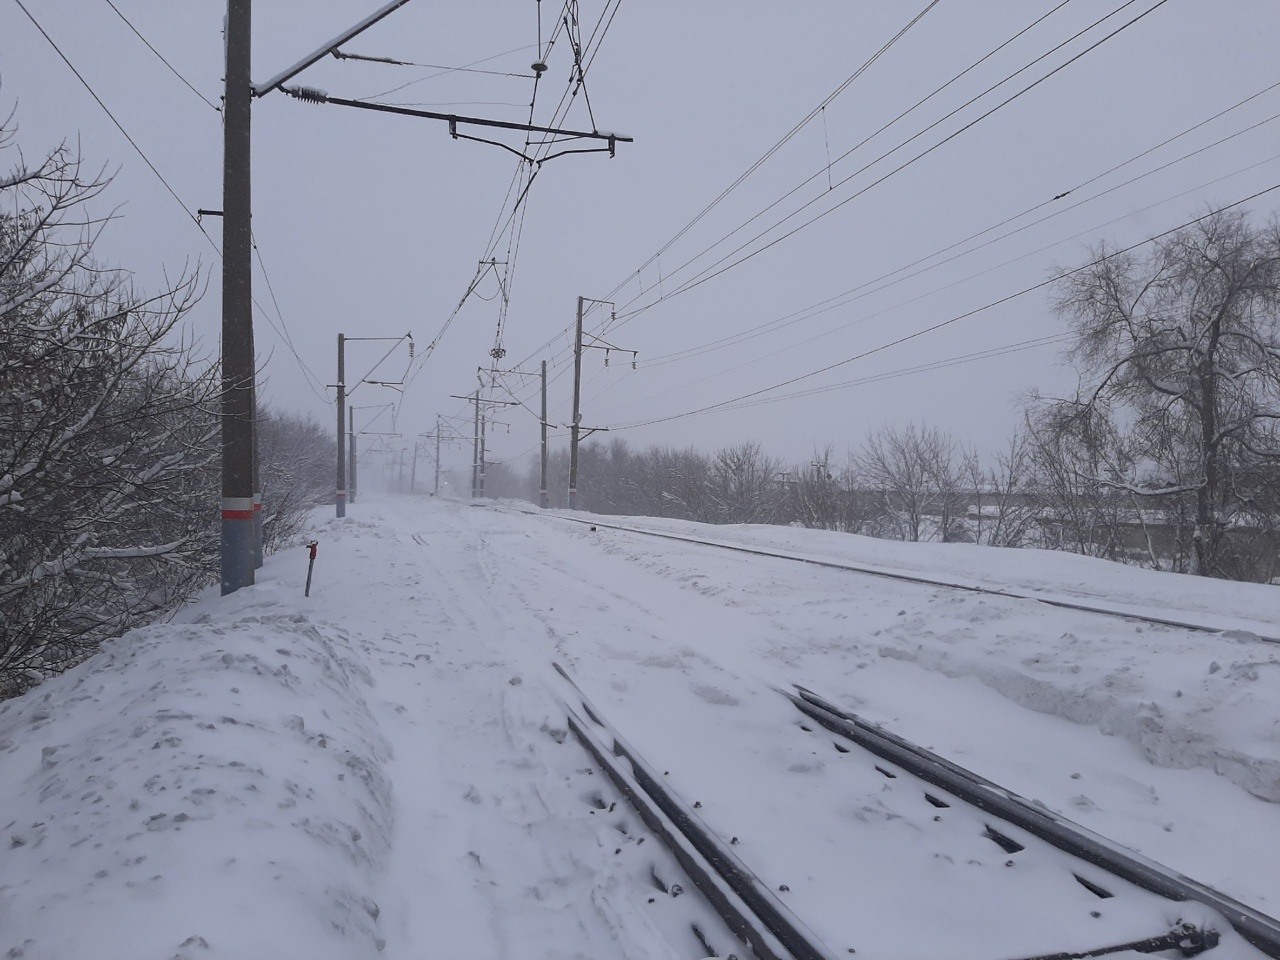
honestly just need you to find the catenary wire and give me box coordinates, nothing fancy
[587,150,1280,418]
[251,234,330,402]
[359,44,541,101]
[613,0,1173,325]
[14,0,220,255]
[604,0,945,305]
[639,106,1280,370]
[607,0,1091,318]
[509,116,1253,430]
[603,182,1280,431]
[505,0,1069,378]
[18,0,335,405]
[404,0,616,418]
[706,333,1075,416]
[102,0,220,112]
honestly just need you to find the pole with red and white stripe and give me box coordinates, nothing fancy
[220,0,256,595]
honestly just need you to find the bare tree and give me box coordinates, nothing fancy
[708,441,783,524]
[789,444,840,530]
[1,132,216,697]
[1044,208,1280,578]
[856,423,964,541]
[1024,405,1136,561]
[965,430,1039,548]
[257,410,335,548]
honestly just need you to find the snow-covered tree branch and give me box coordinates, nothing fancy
[1034,207,1280,579]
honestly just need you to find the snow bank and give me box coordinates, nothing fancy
[560,510,1280,802]
[0,587,392,960]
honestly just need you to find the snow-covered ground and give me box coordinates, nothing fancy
[1,495,1277,960]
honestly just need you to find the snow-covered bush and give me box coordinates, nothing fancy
[0,127,220,697]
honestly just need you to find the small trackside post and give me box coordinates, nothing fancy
[304,540,318,597]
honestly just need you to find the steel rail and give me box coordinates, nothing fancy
[530,511,1280,644]
[565,705,792,960]
[556,663,842,960]
[557,661,1264,960]
[789,686,1280,959]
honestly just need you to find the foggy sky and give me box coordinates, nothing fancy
[3,0,1278,483]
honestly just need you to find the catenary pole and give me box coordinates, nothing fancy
[221,0,256,595]
[434,417,442,496]
[471,390,480,497]
[252,405,262,569]
[568,296,584,509]
[478,410,487,499]
[540,359,549,508]
[348,406,357,504]
[335,333,346,517]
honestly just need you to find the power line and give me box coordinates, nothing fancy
[102,0,221,113]
[358,43,542,101]
[401,0,617,418]
[15,0,220,254]
[614,0,1174,324]
[504,0,1079,378]
[581,148,1280,427]
[604,182,1280,431]
[700,333,1075,415]
[608,0,1081,318]
[341,52,534,80]
[497,106,1280,430]
[19,0,338,410]
[250,235,330,403]
[639,105,1280,371]
[609,0,945,303]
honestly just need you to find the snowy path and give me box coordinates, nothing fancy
[1,494,1277,959]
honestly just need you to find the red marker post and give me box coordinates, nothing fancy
[304,540,319,597]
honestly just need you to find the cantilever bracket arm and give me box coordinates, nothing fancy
[253,0,414,97]
[281,87,633,147]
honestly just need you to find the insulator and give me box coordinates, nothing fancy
[287,85,329,104]
[408,342,415,358]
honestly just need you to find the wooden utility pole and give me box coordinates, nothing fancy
[221,0,256,595]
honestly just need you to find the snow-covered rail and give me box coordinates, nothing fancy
[556,664,1280,960]
[790,687,1280,960]
[535,512,1280,644]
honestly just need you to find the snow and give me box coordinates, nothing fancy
[1,494,1277,960]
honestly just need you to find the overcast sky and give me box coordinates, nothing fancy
[3,0,1279,482]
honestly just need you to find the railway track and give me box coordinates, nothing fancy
[530,511,1279,644]
[555,663,1280,960]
